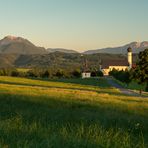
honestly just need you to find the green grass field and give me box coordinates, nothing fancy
[112,78,146,91]
[0,76,148,148]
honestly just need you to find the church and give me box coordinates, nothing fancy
[101,47,133,75]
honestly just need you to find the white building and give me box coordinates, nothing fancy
[82,72,91,78]
[101,47,133,75]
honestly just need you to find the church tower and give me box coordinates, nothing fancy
[127,47,132,69]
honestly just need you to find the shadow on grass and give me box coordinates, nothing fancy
[46,77,111,88]
[0,94,148,129]
[0,93,148,141]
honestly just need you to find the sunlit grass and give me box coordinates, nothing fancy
[0,76,147,147]
[17,68,31,72]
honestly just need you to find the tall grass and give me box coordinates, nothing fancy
[0,76,147,147]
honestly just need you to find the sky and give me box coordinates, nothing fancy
[0,0,148,51]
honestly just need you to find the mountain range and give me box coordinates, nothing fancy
[0,36,148,54]
[84,42,148,54]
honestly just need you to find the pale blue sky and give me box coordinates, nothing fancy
[0,0,148,51]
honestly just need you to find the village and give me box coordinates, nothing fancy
[82,47,133,78]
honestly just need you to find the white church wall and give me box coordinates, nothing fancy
[102,66,128,75]
[109,66,128,71]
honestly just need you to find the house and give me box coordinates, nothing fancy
[101,47,133,75]
[82,71,91,78]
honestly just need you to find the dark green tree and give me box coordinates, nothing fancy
[42,70,50,78]
[109,68,118,77]
[55,69,64,78]
[11,70,19,77]
[27,70,38,78]
[71,69,81,78]
[97,70,104,77]
[109,68,131,86]
[91,71,97,77]
[123,70,132,86]
[133,49,148,91]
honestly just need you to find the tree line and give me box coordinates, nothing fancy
[0,68,103,79]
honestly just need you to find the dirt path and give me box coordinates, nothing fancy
[106,77,144,97]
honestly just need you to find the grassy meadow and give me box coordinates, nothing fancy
[112,78,146,92]
[0,76,148,147]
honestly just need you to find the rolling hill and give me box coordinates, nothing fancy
[47,48,78,53]
[0,52,138,69]
[0,36,47,55]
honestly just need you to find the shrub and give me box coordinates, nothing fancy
[97,70,104,77]
[55,70,64,78]
[11,70,19,77]
[27,70,38,78]
[71,69,81,78]
[109,69,132,85]
[41,70,50,78]
[91,71,97,77]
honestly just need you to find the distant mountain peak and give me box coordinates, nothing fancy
[5,35,18,40]
[0,35,47,55]
[3,35,28,42]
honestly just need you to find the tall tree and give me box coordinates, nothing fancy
[133,49,148,91]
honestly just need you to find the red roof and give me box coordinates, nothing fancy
[101,60,129,69]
